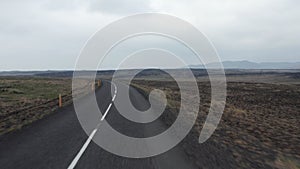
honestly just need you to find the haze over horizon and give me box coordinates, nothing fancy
[0,60,299,71]
[1,0,300,70]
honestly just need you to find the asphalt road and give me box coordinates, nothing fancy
[0,81,199,169]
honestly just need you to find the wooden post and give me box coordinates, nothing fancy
[91,83,95,91]
[97,80,101,87]
[58,94,62,107]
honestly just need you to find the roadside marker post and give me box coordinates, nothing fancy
[59,94,62,107]
[91,83,95,91]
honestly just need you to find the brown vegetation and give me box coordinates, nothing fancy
[131,79,300,169]
[0,77,97,135]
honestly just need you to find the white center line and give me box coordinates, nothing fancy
[100,102,113,121]
[67,129,98,169]
[67,81,117,169]
[112,94,117,102]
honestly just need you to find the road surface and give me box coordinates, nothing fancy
[0,81,199,169]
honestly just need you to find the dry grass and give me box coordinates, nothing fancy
[0,77,98,135]
[131,79,300,169]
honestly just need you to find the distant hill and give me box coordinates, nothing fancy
[0,71,48,76]
[1,61,300,77]
[190,61,300,69]
[0,70,75,77]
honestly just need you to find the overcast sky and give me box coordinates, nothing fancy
[0,0,299,70]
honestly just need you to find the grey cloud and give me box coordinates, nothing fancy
[88,0,153,14]
[0,0,300,70]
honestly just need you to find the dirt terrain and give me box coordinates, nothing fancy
[131,77,300,169]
